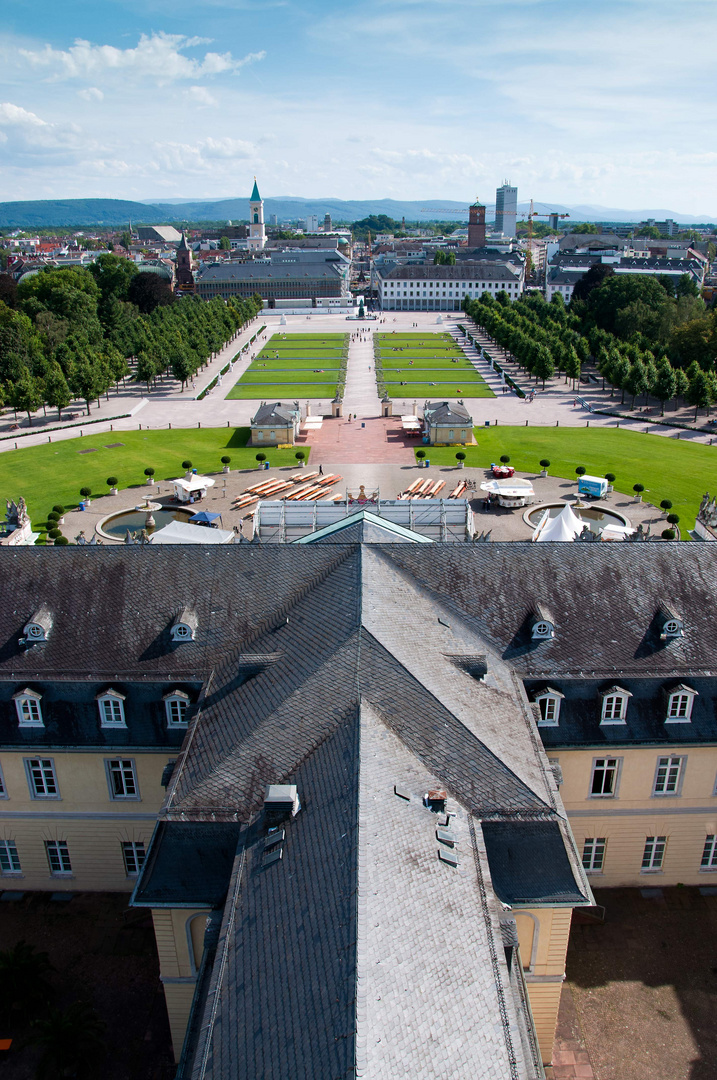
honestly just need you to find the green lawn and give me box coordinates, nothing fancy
[0,428,310,540]
[226,332,347,400]
[377,332,494,400]
[418,426,717,533]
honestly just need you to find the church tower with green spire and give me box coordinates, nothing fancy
[248,176,266,250]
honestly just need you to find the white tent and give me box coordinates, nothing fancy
[480,477,534,507]
[532,502,583,542]
[149,520,235,544]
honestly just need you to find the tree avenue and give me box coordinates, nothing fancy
[0,256,263,422]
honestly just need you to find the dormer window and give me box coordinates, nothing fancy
[531,604,555,641]
[600,686,632,725]
[533,687,564,726]
[659,604,684,640]
[13,689,43,727]
[23,607,53,645]
[97,689,126,728]
[164,690,190,727]
[666,685,697,723]
[171,606,198,642]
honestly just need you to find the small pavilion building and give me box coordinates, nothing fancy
[423,401,474,445]
[250,402,300,447]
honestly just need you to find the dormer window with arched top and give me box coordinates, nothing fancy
[97,689,126,728]
[22,607,53,645]
[600,686,632,725]
[164,690,190,727]
[171,606,198,642]
[13,688,43,727]
[666,684,697,723]
[533,687,564,727]
[659,603,684,641]
[531,604,555,641]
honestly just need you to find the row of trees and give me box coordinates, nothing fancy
[465,291,717,417]
[0,256,263,422]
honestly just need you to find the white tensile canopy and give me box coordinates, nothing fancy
[532,501,583,542]
[149,520,235,544]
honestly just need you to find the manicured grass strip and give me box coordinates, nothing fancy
[0,428,309,541]
[227,382,337,400]
[386,382,495,398]
[417,426,716,534]
[239,370,340,383]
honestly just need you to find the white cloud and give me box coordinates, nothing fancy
[18,33,265,85]
[152,136,256,173]
[77,86,104,102]
[185,86,218,107]
[0,101,85,164]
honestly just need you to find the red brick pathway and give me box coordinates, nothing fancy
[546,985,596,1080]
[296,415,417,464]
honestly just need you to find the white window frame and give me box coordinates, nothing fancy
[105,758,139,801]
[0,762,6,799]
[590,756,621,798]
[600,687,631,725]
[641,835,666,872]
[701,835,717,870]
[171,623,194,642]
[164,691,190,728]
[666,688,696,723]
[45,839,72,876]
[122,840,146,877]
[652,754,685,796]
[535,690,563,727]
[97,690,126,728]
[14,689,43,728]
[0,839,21,875]
[25,757,60,799]
[582,837,606,873]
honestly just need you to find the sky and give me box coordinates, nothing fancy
[0,0,715,215]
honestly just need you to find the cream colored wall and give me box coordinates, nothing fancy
[552,745,717,887]
[517,906,572,1064]
[153,907,210,1060]
[0,750,174,891]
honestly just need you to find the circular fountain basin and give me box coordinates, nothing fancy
[97,506,193,541]
[523,501,631,531]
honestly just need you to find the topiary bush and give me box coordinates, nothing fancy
[500,454,510,464]
[221,456,231,465]
[52,505,64,515]
[47,512,59,523]
[539,459,550,470]
[416,450,426,462]
[667,513,680,525]
[80,487,91,499]
[456,451,466,464]
[661,529,676,540]
[48,528,62,540]
[633,483,645,494]
[255,453,266,466]
[54,536,69,546]
[144,467,155,478]
[605,473,616,484]
[106,477,118,489]
[182,460,193,470]
[660,499,673,511]
[575,466,586,477]
[295,451,305,462]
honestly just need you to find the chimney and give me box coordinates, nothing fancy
[468,201,486,248]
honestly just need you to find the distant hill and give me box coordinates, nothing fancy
[0,195,713,229]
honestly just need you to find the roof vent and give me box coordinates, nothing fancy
[447,654,488,680]
[659,603,684,640]
[424,789,447,813]
[531,604,555,641]
[22,606,53,645]
[263,784,300,823]
[171,606,198,642]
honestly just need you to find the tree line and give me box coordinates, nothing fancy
[464,272,717,418]
[0,256,262,422]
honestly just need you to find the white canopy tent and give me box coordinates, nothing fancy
[171,475,216,504]
[480,477,534,508]
[532,502,583,542]
[149,520,235,544]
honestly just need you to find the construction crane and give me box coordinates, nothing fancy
[419,208,469,215]
[521,200,570,279]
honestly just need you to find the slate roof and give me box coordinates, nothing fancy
[482,821,587,904]
[377,261,520,282]
[296,509,433,544]
[197,262,341,283]
[250,402,297,426]
[424,400,473,424]
[133,821,244,907]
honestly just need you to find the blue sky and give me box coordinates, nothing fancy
[1,0,715,215]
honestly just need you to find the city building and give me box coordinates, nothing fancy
[375,260,524,311]
[195,257,346,305]
[468,199,487,247]
[423,400,474,444]
[175,232,195,291]
[305,215,319,232]
[324,212,332,231]
[136,225,183,244]
[249,401,300,446]
[3,544,717,1073]
[247,178,266,251]
[495,182,518,238]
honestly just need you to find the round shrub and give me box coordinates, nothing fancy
[295,451,305,461]
[54,536,69,546]
[182,460,193,470]
[605,473,616,483]
[661,529,676,540]
[221,456,231,465]
[500,454,510,464]
[106,477,118,488]
[52,505,65,515]
[47,512,60,523]
[80,487,91,499]
[48,528,62,539]
[416,450,426,461]
[144,467,155,477]
[660,499,673,511]
[256,453,266,463]
[633,483,645,494]
[456,451,466,462]
[539,459,550,469]
[575,466,586,477]
[667,513,680,525]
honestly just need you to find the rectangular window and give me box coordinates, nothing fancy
[16,696,43,727]
[99,697,125,727]
[590,757,619,797]
[582,837,606,873]
[106,759,138,800]
[0,763,6,798]
[537,696,560,726]
[642,835,666,871]
[122,841,146,876]
[701,835,717,869]
[0,840,21,874]
[45,840,72,875]
[26,758,59,798]
[653,755,684,795]
[667,693,693,722]
[601,695,627,723]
